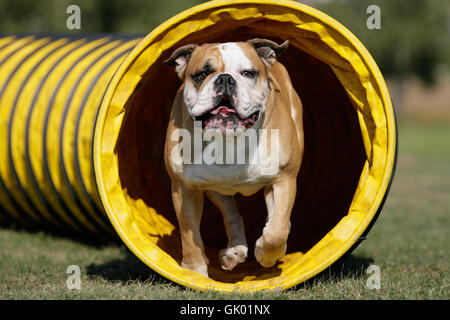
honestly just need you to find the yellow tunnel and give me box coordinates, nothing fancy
[0,0,397,291]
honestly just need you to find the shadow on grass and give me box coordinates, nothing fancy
[86,250,172,286]
[2,220,375,293]
[296,254,375,289]
[86,248,373,291]
[2,221,120,248]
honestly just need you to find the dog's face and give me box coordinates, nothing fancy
[165,39,289,133]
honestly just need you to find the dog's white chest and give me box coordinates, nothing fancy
[171,137,282,196]
[182,162,278,196]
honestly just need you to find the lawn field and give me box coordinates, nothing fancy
[0,117,448,300]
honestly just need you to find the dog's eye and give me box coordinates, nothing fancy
[192,71,209,83]
[241,70,258,79]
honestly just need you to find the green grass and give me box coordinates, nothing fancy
[0,118,448,299]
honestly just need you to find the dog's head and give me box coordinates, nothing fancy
[164,39,289,133]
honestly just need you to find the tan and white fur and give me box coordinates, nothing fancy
[164,39,304,277]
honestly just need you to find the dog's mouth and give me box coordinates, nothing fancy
[195,96,260,133]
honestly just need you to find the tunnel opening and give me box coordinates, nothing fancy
[115,28,366,283]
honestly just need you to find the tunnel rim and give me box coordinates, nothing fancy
[93,0,397,291]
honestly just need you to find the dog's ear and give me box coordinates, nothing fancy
[247,38,289,67]
[164,44,198,79]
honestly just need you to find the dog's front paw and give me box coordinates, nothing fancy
[219,245,248,271]
[254,234,287,268]
[181,260,209,277]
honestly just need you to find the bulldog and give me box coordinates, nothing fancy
[164,39,304,277]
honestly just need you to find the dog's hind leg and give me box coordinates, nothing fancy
[171,181,209,277]
[206,191,248,271]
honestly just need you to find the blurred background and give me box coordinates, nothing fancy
[0,0,449,115]
[0,0,448,299]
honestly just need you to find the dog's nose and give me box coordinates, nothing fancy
[214,74,236,94]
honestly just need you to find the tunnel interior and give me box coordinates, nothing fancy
[115,26,366,283]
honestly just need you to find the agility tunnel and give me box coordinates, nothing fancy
[0,0,397,291]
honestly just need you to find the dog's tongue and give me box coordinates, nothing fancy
[210,106,236,115]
